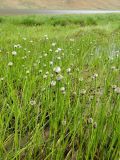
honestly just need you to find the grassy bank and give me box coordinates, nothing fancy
[0,14,120,160]
[0,14,120,27]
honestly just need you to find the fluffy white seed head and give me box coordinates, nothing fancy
[30,100,36,106]
[53,66,61,74]
[0,77,4,81]
[23,37,27,41]
[60,87,65,92]
[8,62,13,67]
[80,89,86,95]
[39,70,42,73]
[44,53,47,57]
[56,74,63,81]
[88,118,93,124]
[50,61,53,66]
[12,51,17,56]
[70,38,75,42]
[114,87,120,94]
[52,43,56,47]
[50,80,56,87]
[92,73,98,79]
[46,71,49,75]
[66,68,71,73]
[43,75,47,79]
[111,85,117,89]
[57,56,61,60]
[26,70,30,74]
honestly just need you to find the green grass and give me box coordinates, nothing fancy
[0,14,120,160]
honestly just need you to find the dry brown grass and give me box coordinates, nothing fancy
[0,0,119,10]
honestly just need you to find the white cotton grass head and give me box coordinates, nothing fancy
[66,68,71,74]
[93,122,97,128]
[56,74,63,81]
[18,44,22,48]
[26,70,30,74]
[88,117,93,124]
[22,56,27,60]
[44,35,48,38]
[44,53,47,57]
[44,35,48,40]
[62,120,66,126]
[111,85,117,89]
[46,71,49,75]
[70,38,75,42]
[30,40,33,43]
[57,48,62,52]
[33,63,37,67]
[55,48,62,53]
[0,77,4,81]
[111,66,116,70]
[53,66,61,74]
[80,89,86,95]
[37,60,40,64]
[41,87,46,92]
[30,100,36,106]
[50,74,54,78]
[111,85,120,94]
[39,56,43,59]
[89,95,94,101]
[43,74,47,79]
[23,37,27,41]
[79,77,84,82]
[12,51,17,56]
[57,56,61,60]
[111,66,118,72]
[60,87,66,94]
[114,87,120,94]
[90,53,94,56]
[8,62,13,67]
[92,73,98,79]
[52,42,56,47]
[72,91,77,96]
[43,64,47,67]
[60,87,65,92]
[49,49,52,52]
[50,61,53,66]
[50,80,56,87]
[14,44,18,48]
[39,70,42,73]
[76,68,80,72]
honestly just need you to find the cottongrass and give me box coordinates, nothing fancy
[0,77,4,81]
[114,87,120,94]
[50,80,56,87]
[56,74,63,81]
[52,42,56,47]
[53,66,61,74]
[12,51,17,56]
[43,74,47,79]
[8,62,13,66]
[30,100,36,106]
[66,68,71,73]
[0,15,120,160]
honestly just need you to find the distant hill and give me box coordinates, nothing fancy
[0,0,120,10]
